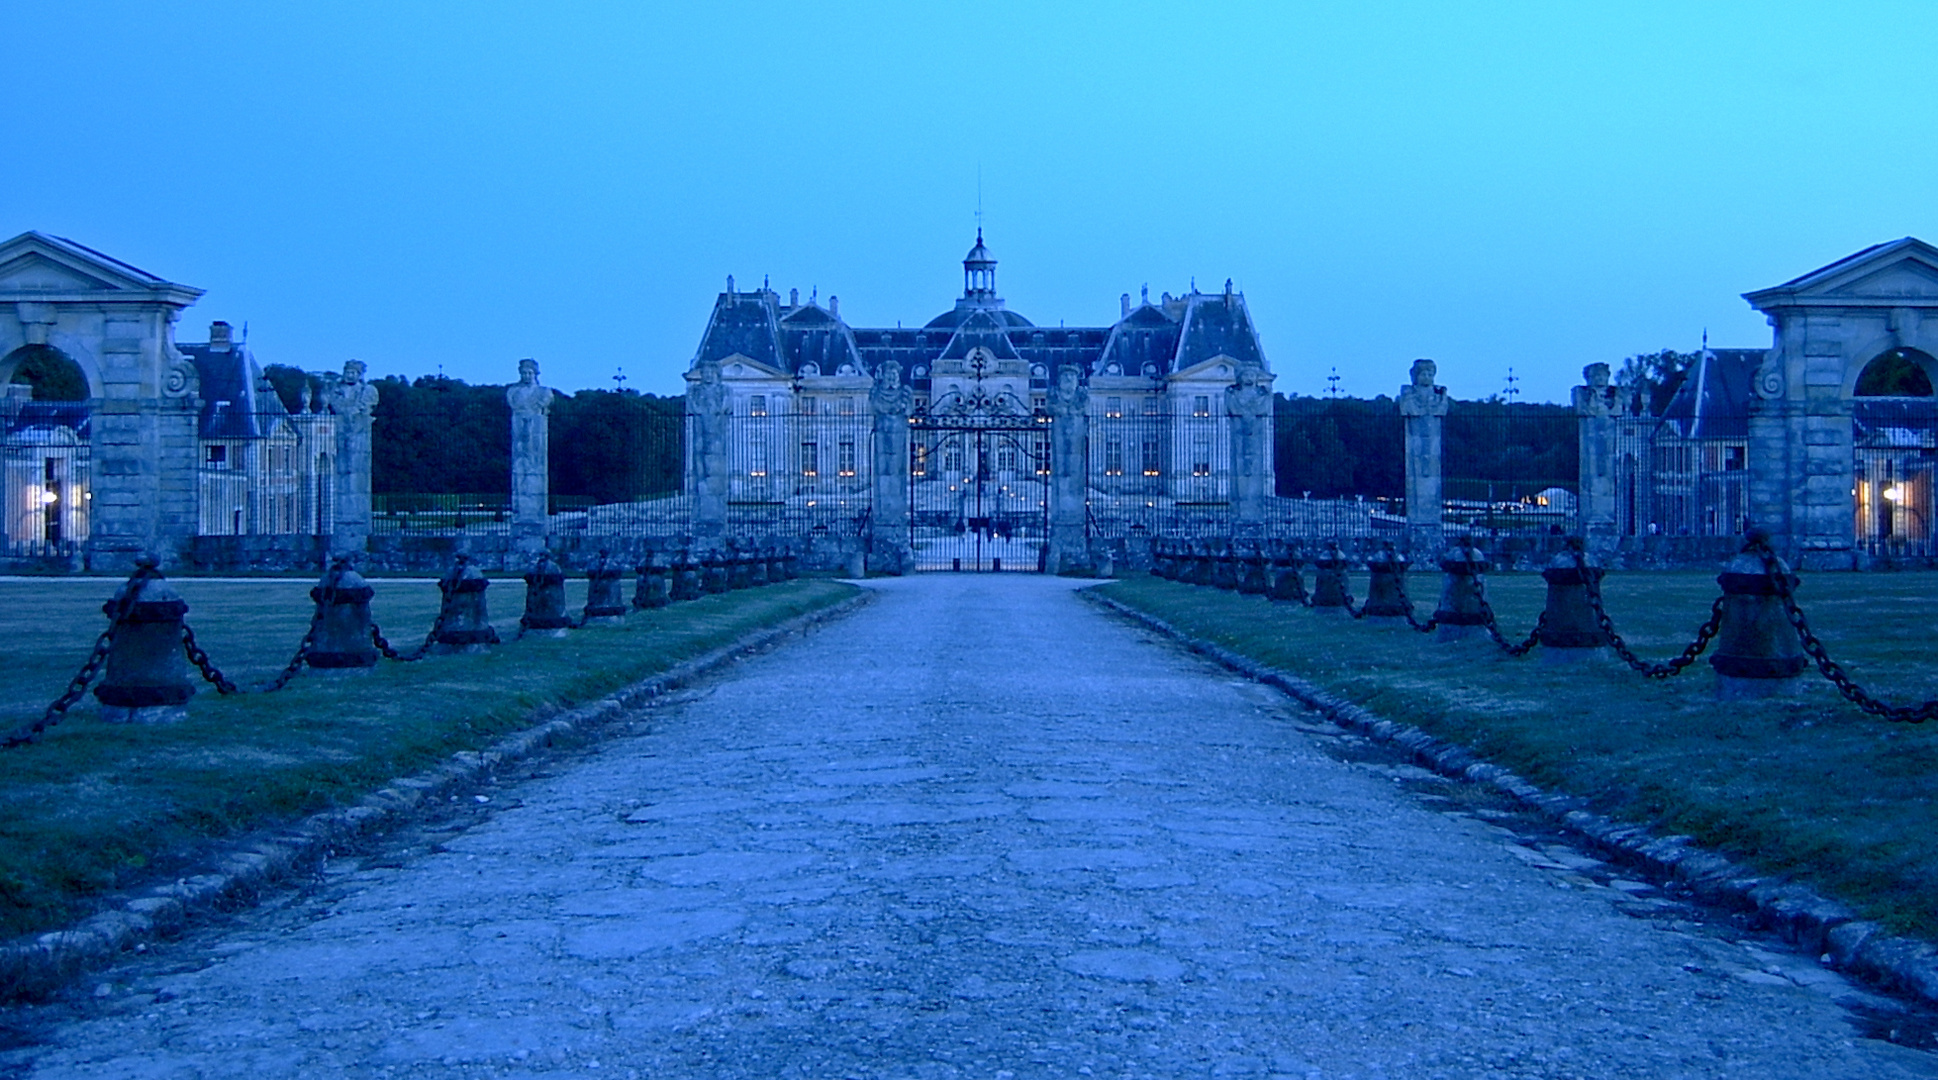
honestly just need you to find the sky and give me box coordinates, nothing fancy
[8,1,1938,404]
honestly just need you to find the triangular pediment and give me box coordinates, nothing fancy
[1747,237,1938,309]
[0,251,120,292]
[716,353,789,380]
[0,232,203,303]
[1171,353,1237,382]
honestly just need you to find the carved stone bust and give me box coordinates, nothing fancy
[507,357,553,415]
[1048,366,1088,418]
[1398,358,1449,418]
[869,359,913,417]
[328,359,379,420]
[1573,362,1622,417]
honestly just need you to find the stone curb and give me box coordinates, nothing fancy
[1086,589,1938,1011]
[0,588,876,1002]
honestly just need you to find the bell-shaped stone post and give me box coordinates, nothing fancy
[307,556,381,672]
[634,552,672,610]
[671,550,702,602]
[1310,542,1354,615]
[94,556,196,723]
[433,554,500,653]
[1537,539,1608,661]
[582,550,628,624]
[1268,544,1310,604]
[1360,542,1414,624]
[520,552,573,637]
[1433,536,1492,642]
[1709,531,1809,698]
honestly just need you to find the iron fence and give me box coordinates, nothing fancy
[1,400,90,549]
[1853,399,1938,557]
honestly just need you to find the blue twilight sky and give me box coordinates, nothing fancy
[6,2,1937,403]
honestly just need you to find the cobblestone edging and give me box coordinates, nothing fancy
[1086,589,1938,1011]
[0,590,876,1001]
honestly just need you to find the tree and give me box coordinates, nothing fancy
[1615,349,1699,416]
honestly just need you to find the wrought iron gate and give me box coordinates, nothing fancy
[908,413,1050,571]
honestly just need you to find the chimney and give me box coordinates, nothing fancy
[829,295,839,319]
[1121,293,1131,318]
[790,287,799,307]
[209,321,233,351]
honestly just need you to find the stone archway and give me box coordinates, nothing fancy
[0,232,205,566]
[1744,237,1938,567]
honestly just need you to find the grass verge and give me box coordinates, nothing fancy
[0,576,859,941]
[1095,571,1938,939]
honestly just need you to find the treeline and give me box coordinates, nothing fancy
[1274,394,1577,500]
[262,368,685,499]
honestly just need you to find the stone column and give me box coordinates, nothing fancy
[1047,366,1089,573]
[1226,359,1273,534]
[506,358,553,552]
[868,360,912,574]
[1397,358,1450,556]
[326,359,378,556]
[1572,362,1622,552]
[684,356,730,538]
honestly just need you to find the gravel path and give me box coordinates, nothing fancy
[3,575,1934,1078]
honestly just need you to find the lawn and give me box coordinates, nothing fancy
[1096,569,1938,938]
[0,574,859,941]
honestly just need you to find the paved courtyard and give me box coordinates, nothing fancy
[3,575,1935,1078]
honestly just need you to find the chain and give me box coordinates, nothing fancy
[3,626,116,749]
[182,623,241,695]
[1571,549,1722,679]
[1477,594,1544,656]
[1754,543,1938,723]
[1394,571,1438,634]
[372,605,444,663]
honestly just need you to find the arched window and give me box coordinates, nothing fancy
[1854,348,1936,397]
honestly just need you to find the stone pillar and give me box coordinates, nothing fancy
[326,359,378,556]
[1226,359,1273,534]
[1397,358,1450,556]
[868,360,912,574]
[1046,366,1089,573]
[684,356,730,538]
[1572,362,1622,552]
[506,358,553,552]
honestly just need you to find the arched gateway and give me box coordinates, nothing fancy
[1744,237,1938,567]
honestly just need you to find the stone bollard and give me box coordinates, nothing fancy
[701,549,731,594]
[1433,536,1492,642]
[671,550,702,602]
[727,542,755,590]
[520,552,573,637]
[1709,532,1808,698]
[748,546,771,587]
[782,544,801,580]
[768,546,789,584]
[1309,542,1354,615]
[433,554,500,654]
[1536,538,1608,660]
[1236,543,1270,596]
[582,550,628,625]
[633,553,671,610]
[1360,542,1413,624]
[1210,542,1240,591]
[94,556,196,723]
[307,556,381,672]
[1268,544,1310,604]
[1152,539,1178,581]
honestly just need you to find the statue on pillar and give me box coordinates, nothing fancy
[326,359,380,554]
[1045,366,1090,572]
[1397,359,1450,555]
[686,357,732,536]
[1573,362,1623,549]
[1226,359,1273,528]
[506,358,554,546]
[868,360,915,573]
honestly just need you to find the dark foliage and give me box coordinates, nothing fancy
[1855,348,1936,397]
[371,376,511,494]
[1275,393,1579,502]
[261,364,325,414]
[549,390,686,503]
[4,345,88,401]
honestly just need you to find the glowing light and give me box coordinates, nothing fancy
[1885,485,1907,503]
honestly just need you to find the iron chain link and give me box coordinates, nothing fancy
[1572,549,1723,679]
[1752,542,1937,723]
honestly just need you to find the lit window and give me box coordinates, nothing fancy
[749,394,767,417]
[838,439,857,477]
[801,441,818,476]
[1106,396,1122,419]
[1193,395,1210,418]
[1104,436,1124,476]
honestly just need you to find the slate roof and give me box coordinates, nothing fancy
[177,338,290,440]
[1659,348,1762,440]
[689,239,1269,388]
